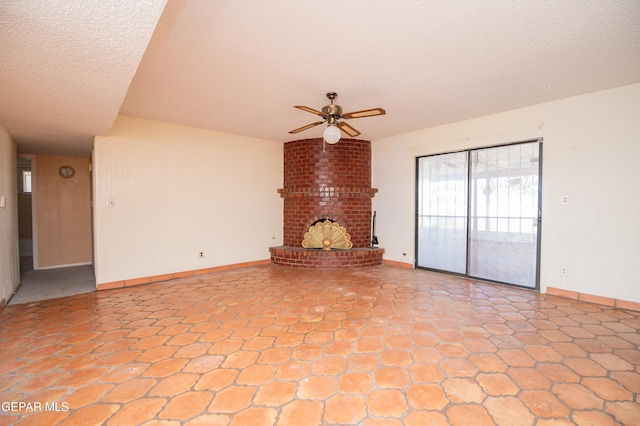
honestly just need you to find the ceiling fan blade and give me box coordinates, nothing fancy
[294,105,325,117]
[289,121,325,134]
[337,121,361,137]
[342,108,386,119]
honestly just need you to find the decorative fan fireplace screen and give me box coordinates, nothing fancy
[302,220,353,250]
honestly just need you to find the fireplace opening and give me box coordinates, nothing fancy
[309,218,334,227]
[302,219,352,251]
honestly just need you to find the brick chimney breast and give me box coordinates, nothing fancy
[270,138,384,269]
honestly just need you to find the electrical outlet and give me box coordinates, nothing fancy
[560,266,568,276]
[198,251,205,259]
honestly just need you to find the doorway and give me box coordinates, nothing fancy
[416,139,542,289]
[17,156,33,273]
[11,154,96,305]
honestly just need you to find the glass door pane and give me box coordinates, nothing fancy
[416,152,468,273]
[468,142,540,287]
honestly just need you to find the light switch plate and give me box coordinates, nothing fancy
[0,195,5,208]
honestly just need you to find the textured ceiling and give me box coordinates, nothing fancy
[2,1,640,156]
[0,0,167,155]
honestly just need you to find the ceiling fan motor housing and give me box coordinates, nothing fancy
[322,104,342,118]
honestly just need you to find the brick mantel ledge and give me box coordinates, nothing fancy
[277,187,378,198]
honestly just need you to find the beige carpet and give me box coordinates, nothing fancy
[9,264,96,305]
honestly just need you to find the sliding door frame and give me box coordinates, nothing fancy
[415,138,543,290]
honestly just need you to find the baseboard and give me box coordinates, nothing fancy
[97,259,271,291]
[383,259,414,269]
[546,286,640,312]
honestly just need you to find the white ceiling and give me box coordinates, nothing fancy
[2,1,640,156]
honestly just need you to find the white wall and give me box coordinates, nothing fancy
[0,124,20,304]
[93,115,283,285]
[372,83,640,303]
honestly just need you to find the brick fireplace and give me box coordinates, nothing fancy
[269,138,384,268]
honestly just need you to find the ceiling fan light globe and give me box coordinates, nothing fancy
[323,125,341,144]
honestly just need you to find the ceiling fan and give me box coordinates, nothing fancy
[289,92,386,144]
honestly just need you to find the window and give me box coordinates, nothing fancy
[22,170,32,194]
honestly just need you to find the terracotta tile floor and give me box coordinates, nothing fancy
[1,265,639,425]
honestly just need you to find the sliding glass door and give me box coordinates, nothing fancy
[416,140,542,288]
[468,143,541,287]
[416,152,468,274]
